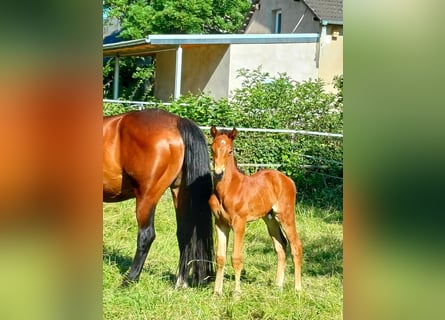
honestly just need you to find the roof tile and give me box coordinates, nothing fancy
[303,0,343,23]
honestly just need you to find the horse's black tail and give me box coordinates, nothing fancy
[176,118,214,286]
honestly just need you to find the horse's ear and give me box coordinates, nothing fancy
[210,126,218,138]
[230,128,238,140]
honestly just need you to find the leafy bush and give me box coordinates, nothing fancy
[103,57,155,101]
[103,69,343,209]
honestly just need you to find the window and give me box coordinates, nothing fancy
[274,10,282,33]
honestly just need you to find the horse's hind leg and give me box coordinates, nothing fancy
[125,179,169,285]
[170,181,188,288]
[124,198,157,285]
[172,181,200,289]
[173,202,192,289]
[263,214,288,289]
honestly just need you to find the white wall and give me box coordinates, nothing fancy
[154,42,322,101]
[228,42,319,97]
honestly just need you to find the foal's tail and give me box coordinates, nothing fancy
[176,118,214,285]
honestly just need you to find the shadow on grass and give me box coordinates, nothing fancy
[238,229,342,278]
[303,235,343,276]
[103,245,177,287]
[102,245,133,276]
[294,171,343,223]
[103,245,215,288]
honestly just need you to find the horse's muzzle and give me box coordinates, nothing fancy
[213,171,224,181]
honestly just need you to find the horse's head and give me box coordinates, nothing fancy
[210,126,238,179]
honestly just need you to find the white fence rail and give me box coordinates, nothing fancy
[103,99,343,178]
[200,126,342,138]
[103,99,343,138]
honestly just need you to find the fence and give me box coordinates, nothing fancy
[103,99,343,180]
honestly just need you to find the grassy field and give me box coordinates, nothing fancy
[103,193,343,319]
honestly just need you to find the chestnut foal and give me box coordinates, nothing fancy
[208,126,302,296]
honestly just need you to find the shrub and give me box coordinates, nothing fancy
[103,69,343,210]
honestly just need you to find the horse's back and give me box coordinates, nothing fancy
[103,109,184,202]
[118,110,183,155]
[252,169,296,195]
[250,169,297,211]
[120,109,180,131]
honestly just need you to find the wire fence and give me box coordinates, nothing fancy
[103,99,343,180]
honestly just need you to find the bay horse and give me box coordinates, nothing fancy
[208,126,302,296]
[103,108,214,287]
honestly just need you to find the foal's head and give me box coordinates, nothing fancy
[210,126,238,179]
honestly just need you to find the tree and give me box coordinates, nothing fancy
[104,0,251,39]
[103,0,251,99]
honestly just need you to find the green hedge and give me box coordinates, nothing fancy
[103,69,343,209]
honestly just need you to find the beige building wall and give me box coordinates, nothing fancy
[228,42,318,97]
[154,41,322,101]
[154,50,176,101]
[181,45,230,99]
[318,25,343,91]
[153,39,342,100]
[154,45,231,101]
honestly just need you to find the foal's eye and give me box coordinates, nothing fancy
[228,150,233,155]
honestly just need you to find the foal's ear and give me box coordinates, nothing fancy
[210,126,218,138]
[230,128,238,140]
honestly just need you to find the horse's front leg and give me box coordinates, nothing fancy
[231,216,246,296]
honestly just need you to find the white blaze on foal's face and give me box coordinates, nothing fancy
[212,136,232,175]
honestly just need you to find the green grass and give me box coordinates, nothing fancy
[103,193,343,319]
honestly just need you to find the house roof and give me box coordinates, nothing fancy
[103,33,319,57]
[303,0,343,25]
[238,0,260,34]
[238,0,342,33]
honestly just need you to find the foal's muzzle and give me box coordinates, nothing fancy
[213,171,224,181]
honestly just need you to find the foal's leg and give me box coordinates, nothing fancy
[232,217,247,295]
[213,219,230,296]
[263,215,287,289]
[279,210,303,292]
[209,194,230,296]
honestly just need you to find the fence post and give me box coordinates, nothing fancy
[113,56,120,100]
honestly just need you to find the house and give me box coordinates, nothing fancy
[103,0,342,101]
[241,0,343,91]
